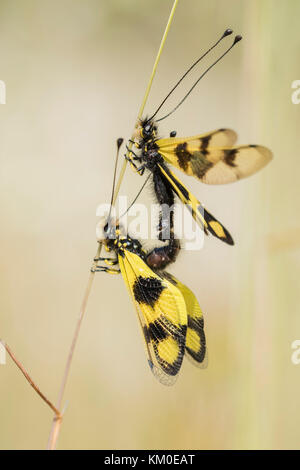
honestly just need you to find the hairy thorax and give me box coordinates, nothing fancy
[140,140,163,169]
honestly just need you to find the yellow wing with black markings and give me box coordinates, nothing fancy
[158,163,234,245]
[158,128,237,151]
[156,129,272,185]
[118,249,188,385]
[161,272,207,367]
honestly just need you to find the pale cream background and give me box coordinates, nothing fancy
[1,0,300,449]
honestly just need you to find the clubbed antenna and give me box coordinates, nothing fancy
[148,28,233,121]
[157,35,242,122]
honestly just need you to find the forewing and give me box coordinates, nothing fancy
[157,128,237,152]
[161,272,207,368]
[157,137,272,184]
[118,250,188,385]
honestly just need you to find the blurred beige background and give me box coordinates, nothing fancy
[1,0,300,450]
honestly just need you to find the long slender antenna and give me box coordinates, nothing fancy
[149,28,233,121]
[108,138,124,221]
[119,173,152,220]
[157,35,242,122]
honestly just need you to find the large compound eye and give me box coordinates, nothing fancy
[104,222,109,233]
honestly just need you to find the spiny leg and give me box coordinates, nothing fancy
[125,145,140,159]
[136,165,145,176]
[93,256,118,266]
[91,266,121,274]
[128,139,140,149]
[124,154,140,172]
[124,154,146,175]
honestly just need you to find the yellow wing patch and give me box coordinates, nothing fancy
[157,128,237,151]
[208,220,226,239]
[118,250,188,385]
[158,163,234,245]
[157,131,272,185]
[162,272,207,367]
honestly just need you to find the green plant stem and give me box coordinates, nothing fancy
[112,0,179,205]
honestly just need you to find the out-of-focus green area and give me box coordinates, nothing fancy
[0,0,300,450]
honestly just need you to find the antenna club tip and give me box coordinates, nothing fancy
[234,35,243,44]
[223,28,233,37]
[117,137,124,149]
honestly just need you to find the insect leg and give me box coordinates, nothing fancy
[128,139,140,149]
[93,256,118,266]
[125,154,146,175]
[91,266,121,274]
[136,165,145,175]
[124,154,141,173]
[125,145,140,159]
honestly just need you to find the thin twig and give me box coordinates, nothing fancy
[46,0,179,450]
[1,340,62,420]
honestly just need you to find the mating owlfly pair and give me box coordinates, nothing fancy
[94,29,272,385]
